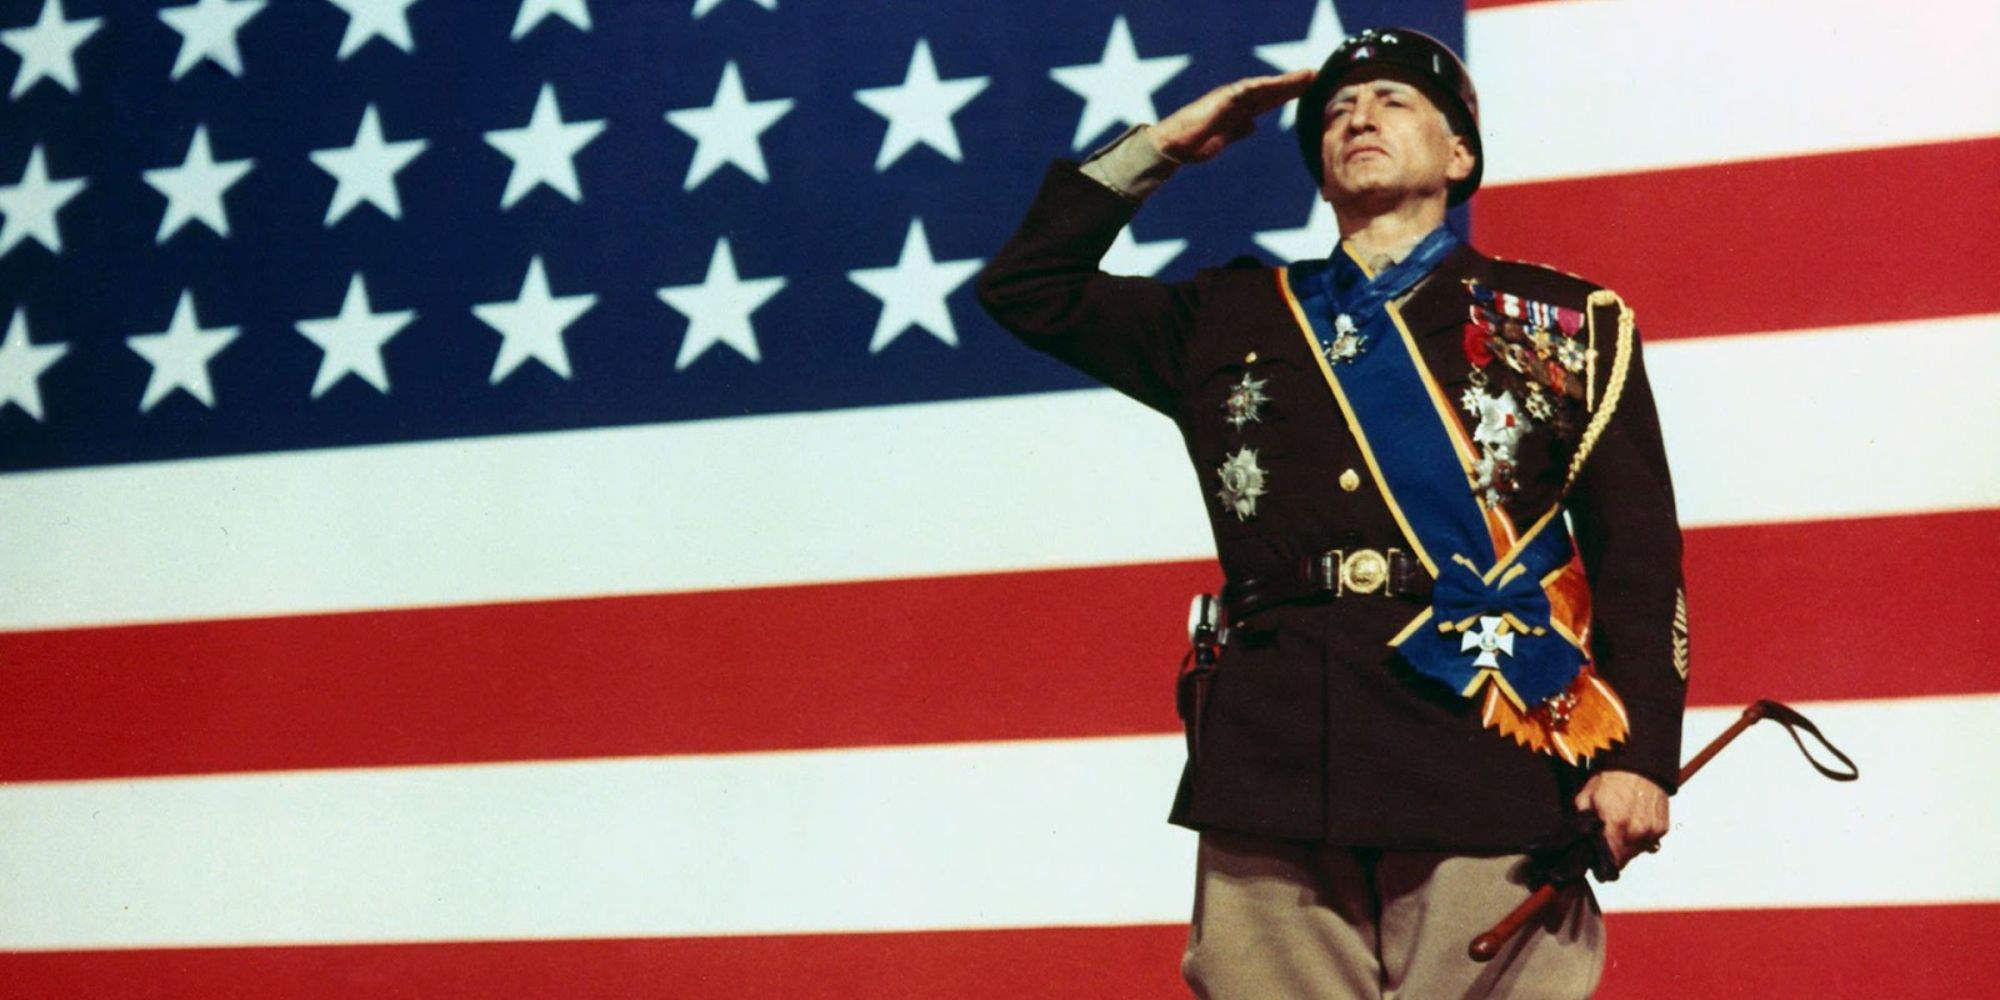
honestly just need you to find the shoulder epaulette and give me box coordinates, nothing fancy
[1484,255,1601,306]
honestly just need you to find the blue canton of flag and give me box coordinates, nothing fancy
[0,0,1461,473]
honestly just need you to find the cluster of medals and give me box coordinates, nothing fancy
[1453,279,1632,762]
[1215,362,1273,521]
[1457,280,1594,507]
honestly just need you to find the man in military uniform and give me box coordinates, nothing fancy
[977,28,1690,999]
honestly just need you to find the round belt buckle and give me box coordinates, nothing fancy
[1341,549,1388,595]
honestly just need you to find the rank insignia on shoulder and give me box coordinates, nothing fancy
[1216,447,1267,521]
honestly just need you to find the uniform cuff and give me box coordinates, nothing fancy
[1079,124,1182,202]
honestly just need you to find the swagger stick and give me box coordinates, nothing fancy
[1467,700,1857,962]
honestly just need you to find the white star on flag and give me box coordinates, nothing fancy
[511,0,590,40]
[666,61,792,190]
[848,217,982,354]
[485,82,605,210]
[854,39,989,171]
[656,237,785,370]
[295,273,417,398]
[3,0,102,99]
[1254,196,1340,263]
[473,255,596,383]
[1253,0,1345,128]
[324,0,421,60]
[0,307,68,421]
[0,143,86,257]
[157,0,266,81]
[691,0,773,18]
[144,124,254,243]
[1049,15,1189,151]
[310,103,428,226]
[126,290,238,412]
[1100,225,1187,278]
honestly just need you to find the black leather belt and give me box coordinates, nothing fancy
[1223,547,1431,627]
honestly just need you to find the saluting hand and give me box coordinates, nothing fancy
[1574,770,1671,870]
[1152,69,1316,164]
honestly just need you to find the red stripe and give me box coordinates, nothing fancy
[9,928,1189,1000]
[1468,0,1559,8]
[1478,138,2000,340]
[0,561,1207,781]
[1680,510,2000,707]
[1601,903,1999,998]
[4,508,1994,782]
[1,904,1991,998]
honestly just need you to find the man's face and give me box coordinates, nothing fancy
[1318,73,1475,211]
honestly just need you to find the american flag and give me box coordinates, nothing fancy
[1,0,1994,994]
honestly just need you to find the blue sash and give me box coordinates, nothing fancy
[1285,232,1584,709]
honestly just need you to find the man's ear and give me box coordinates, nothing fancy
[1446,134,1476,184]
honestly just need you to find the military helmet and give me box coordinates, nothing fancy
[1296,27,1483,205]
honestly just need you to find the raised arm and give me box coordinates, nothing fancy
[975,71,1313,414]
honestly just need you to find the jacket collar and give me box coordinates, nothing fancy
[1394,242,1487,339]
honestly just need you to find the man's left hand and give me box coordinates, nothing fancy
[1574,771,1670,870]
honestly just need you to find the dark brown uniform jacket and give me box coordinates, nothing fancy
[977,163,1690,851]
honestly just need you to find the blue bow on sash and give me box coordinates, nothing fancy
[1397,534,1583,707]
[1284,227,1584,711]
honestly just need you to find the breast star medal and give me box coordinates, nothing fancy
[1223,373,1270,428]
[1215,447,1267,521]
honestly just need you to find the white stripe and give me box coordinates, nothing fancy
[1604,696,2000,912]
[1649,313,2000,528]
[1471,0,2000,185]
[3,315,1996,631]
[0,736,1194,950]
[0,695,1991,950]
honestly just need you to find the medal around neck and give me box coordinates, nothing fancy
[1323,313,1365,365]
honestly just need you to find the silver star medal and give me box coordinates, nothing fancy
[1223,373,1270,429]
[1461,616,1515,668]
[1459,384,1485,417]
[1460,365,1491,417]
[1324,313,1364,366]
[1556,338,1589,372]
[1216,447,1268,521]
[1468,387,1532,504]
[1524,384,1554,421]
